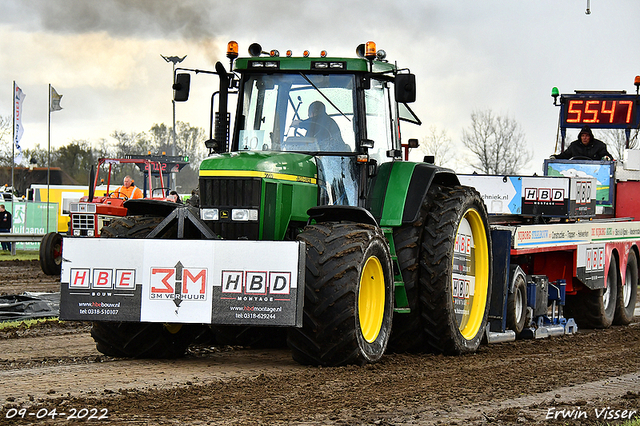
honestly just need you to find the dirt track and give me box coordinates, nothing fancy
[0,260,639,425]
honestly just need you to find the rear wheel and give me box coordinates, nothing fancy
[506,272,528,335]
[287,222,394,366]
[387,187,438,352]
[92,215,196,358]
[39,232,63,275]
[614,250,638,325]
[566,255,618,328]
[387,220,425,352]
[419,185,492,354]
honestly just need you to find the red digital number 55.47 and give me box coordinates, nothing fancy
[566,99,634,125]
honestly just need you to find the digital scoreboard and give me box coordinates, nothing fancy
[560,94,640,129]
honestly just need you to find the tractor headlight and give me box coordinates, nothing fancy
[232,209,258,221]
[200,208,219,221]
[73,229,81,236]
[87,229,95,237]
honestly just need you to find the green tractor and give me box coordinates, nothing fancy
[82,41,492,366]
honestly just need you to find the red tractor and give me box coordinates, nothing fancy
[39,156,186,275]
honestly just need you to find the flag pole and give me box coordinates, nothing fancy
[11,81,16,237]
[46,84,51,234]
[11,81,15,205]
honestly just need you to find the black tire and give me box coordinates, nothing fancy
[614,250,638,325]
[100,215,166,238]
[91,322,198,358]
[39,232,63,275]
[506,273,527,335]
[92,215,195,358]
[387,189,435,352]
[287,222,394,366]
[566,254,618,328]
[419,185,492,354]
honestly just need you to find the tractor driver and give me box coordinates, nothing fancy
[292,101,349,152]
[551,125,613,161]
[114,175,143,199]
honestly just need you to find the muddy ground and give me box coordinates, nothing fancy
[0,260,639,425]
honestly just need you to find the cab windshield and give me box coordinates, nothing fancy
[237,73,356,153]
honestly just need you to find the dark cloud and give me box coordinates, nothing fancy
[1,0,438,42]
[12,0,218,39]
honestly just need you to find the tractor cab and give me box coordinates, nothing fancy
[175,41,420,214]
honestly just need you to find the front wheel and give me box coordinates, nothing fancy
[287,222,394,366]
[91,322,198,358]
[92,215,195,358]
[39,232,63,275]
[419,185,492,354]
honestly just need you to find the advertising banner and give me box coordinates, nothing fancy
[60,239,305,327]
[576,243,606,290]
[3,202,58,250]
[512,222,640,250]
[460,174,596,218]
[13,84,25,164]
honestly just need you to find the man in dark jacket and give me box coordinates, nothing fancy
[292,101,348,152]
[552,126,613,160]
[0,204,12,251]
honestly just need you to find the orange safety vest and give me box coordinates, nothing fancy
[114,185,143,199]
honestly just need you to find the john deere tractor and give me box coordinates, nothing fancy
[64,41,492,366]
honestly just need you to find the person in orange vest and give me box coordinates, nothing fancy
[114,175,143,199]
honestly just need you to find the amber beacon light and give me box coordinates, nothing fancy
[227,41,239,59]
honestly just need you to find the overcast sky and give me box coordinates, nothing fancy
[1,0,638,174]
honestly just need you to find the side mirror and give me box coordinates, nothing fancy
[205,139,226,154]
[395,74,416,103]
[407,138,419,148]
[367,158,378,178]
[173,73,191,102]
[360,139,375,149]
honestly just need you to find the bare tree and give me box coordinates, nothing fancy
[0,115,12,166]
[461,109,531,175]
[149,122,206,161]
[110,130,149,157]
[416,125,455,167]
[149,123,172,154]
[599,129,639,160]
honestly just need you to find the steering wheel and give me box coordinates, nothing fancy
[308,122,333,137]
[569,156,593,161]
[289,119,333,139]
[108,192,128,200]
[152,187,171,198]
[287,120,304,137]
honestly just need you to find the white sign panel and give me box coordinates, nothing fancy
[60,238,303,326]
[458,175,520,214]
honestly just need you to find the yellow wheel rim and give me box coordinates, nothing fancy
[452,208,489,340]
[358,256,386,343]
[164,324,183,334]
